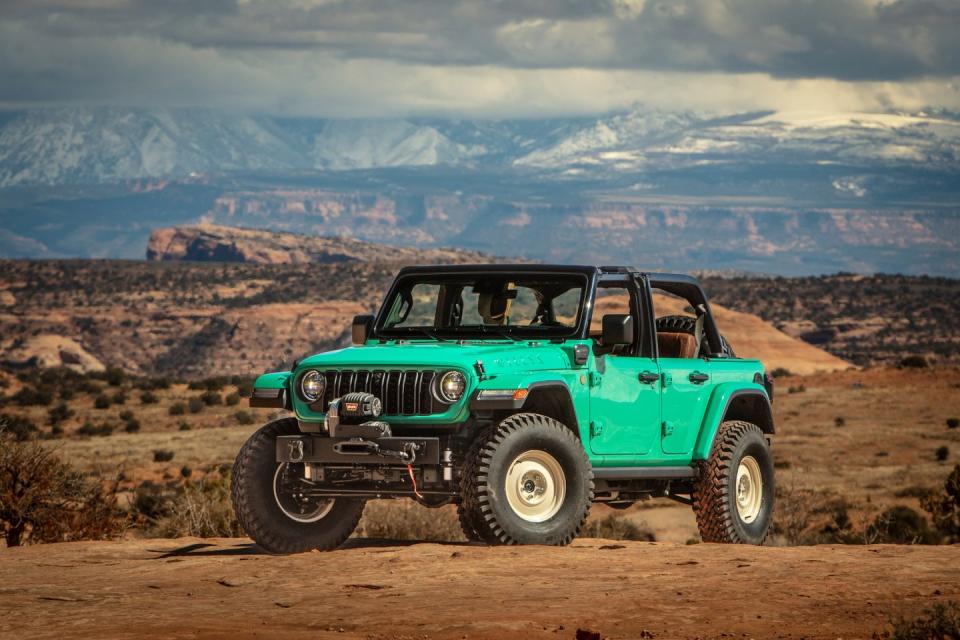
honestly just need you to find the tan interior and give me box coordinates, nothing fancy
[657,331,697,358]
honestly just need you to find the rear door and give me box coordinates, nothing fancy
[650,286,715,455]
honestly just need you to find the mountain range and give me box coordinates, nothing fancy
[1,106,958,275]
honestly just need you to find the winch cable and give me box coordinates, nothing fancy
[407,463,424,500]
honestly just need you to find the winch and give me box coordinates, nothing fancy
[325,392,392,439]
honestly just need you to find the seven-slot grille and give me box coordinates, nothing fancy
[314,370,441,416]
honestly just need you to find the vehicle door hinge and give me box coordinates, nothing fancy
[590,421,604,438]
[662,372,673,387]
[661,421,675,437]
[589,371,603,388]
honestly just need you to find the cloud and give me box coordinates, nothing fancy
[0,0,958,116]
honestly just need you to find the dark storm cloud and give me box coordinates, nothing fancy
[1,0,958,116]
[1,0,958,80]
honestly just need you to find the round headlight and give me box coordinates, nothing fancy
[300,370,325,402]
[436,370,466,403]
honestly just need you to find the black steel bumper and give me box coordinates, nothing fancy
[276,435,441,466]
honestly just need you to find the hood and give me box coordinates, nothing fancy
[297,340,580,375]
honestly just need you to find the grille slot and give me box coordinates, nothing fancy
[313,369,444,416]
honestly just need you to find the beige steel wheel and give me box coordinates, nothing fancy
[272,463,335,523]
[735,455,763,524]
[504,449,567,523]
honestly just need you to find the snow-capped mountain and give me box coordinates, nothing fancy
[1,106,959,275]
[2,106,959,189]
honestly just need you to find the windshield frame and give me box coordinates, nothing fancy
[373,267,595,341]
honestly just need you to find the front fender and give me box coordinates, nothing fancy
[249,371,292,409]
[691,382,773,460]
[469,372,587,436]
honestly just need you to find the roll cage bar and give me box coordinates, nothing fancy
[376,264,725,357]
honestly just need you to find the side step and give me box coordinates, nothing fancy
[593,466,697,480]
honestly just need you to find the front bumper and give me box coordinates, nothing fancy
[276,435,441,466]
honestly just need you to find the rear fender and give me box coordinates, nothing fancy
[692,382,773,460]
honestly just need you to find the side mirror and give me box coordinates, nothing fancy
[352,315,374,345]
[601,314,633,346]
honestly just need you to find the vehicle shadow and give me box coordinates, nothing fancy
[148,538,475,559]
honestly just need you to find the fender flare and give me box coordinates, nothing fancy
[692,384,774,460]
[249,371,293,409]
[469,379,583,438]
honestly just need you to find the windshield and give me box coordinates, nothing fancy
[376,272,588,339]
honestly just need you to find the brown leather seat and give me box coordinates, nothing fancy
[657,331,697,358]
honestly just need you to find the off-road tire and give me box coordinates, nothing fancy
[693,420,774,544]
[231,418,365,554]
[460,413,594,545]
[656,314,736,357]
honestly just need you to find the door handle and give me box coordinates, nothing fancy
[638,371,660,384]
[689,371,709,384]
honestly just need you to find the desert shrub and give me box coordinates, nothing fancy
[224,392,241,406]
[180,466,192,479]
[189,377,228,392]
[105,367,126,386]
[187,397,204,414]
[123,418,141,433]
[118,410,134,421]
[948,418,959,429]
[771,484,859,545]
[936,446,950,462]
[76,421,114,437]
[200,391,221,406]
[788,384,806,394]
[136,377,170,391]
[234,379,254,398]
[895,485,935,499]
[581,514,656,541]
[922,464,960,543]
[769,367,793,378]
[13,386,53,406]
[168,401,186,416]
[879,601,960,640]
[58,388,74,401]
[153,450,175,463]
[178,421,191,431]
[93,394,111,410]
[111,390,126,405]
[49,425,63,438]
[75,379,102,394]
[864,506,940,545]
[899,355,929,368]
[0,436,126,546]
[235,410,255,426]
[355,500,466,542]
[834,416,846,427]
[47,402,75,426]
[140,391,159,404]
[154,472,243,538]
[0,414,38,441]
[131,481,170,523]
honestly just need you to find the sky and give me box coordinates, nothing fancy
[1,0,959,118]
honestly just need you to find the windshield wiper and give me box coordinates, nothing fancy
[403,328,450,342]
[475,325,522,342]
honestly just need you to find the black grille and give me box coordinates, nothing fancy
[316,369,439,416]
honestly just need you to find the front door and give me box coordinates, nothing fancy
[588,277,662,456]
[589,355,662,455]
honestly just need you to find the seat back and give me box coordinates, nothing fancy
[657,331,697,358]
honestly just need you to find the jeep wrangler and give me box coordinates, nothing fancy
[232,265,775,552]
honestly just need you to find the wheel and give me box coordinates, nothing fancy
[231,418,365,554]
[460,413,594,545]
[656,314,736,357]
[693,420,774,544]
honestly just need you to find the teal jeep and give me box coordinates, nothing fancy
[232,265,775,552]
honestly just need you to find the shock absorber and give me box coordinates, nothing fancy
[442,448,454,482]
